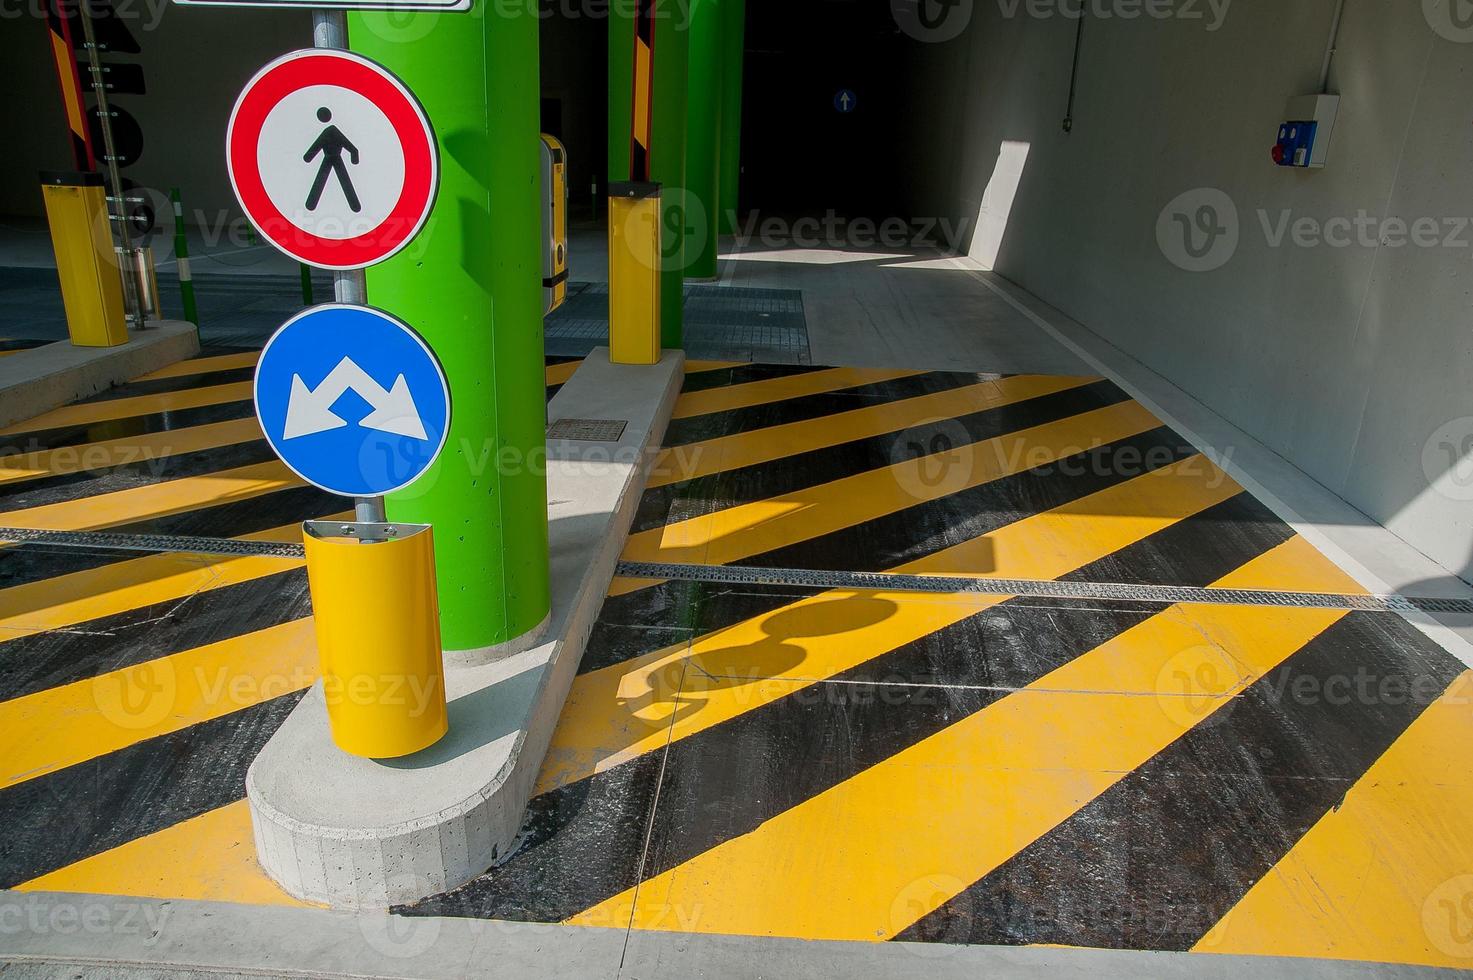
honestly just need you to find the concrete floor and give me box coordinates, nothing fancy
[4,220,1473,979]
[566,226,1090,376]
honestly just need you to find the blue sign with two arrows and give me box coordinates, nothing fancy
[254,305,451,498]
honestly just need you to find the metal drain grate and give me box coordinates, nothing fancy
[615,561,1473,616]
[547,418,628,442]
[0,527,306,559]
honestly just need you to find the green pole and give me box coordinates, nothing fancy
[718,0,745,236]
[350,6,551,656]
[169,187,198,325]
[609,0,690,348]
[682,0,722,280]
[299,263,313,306]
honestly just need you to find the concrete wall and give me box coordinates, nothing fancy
[0,5,310,227]
[933,0,1473,583]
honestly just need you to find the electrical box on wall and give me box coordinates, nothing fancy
[1273,94,1340,169]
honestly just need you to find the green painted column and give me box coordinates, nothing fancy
[349,7,550,656]
[717,0,745,236]
[682,0,722,280]
[609,0,690,348]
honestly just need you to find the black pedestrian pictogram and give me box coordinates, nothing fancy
[304,107,361,213]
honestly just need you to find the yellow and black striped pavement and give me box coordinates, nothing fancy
[1,353,1471,969]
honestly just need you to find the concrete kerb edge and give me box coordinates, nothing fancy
[244,736,511,845]
[0,889,1462,980]
[0,322,200,430]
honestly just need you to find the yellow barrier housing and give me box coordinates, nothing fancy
[40,171,127,348]
[607,181,662,365]
[303,521,449,759]
[540,133,569,315]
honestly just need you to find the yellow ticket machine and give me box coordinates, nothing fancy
[540,134,568,316]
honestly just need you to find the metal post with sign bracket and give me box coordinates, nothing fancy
[253,302,453,756]
[223,35,440,538]
[188,0,459,753]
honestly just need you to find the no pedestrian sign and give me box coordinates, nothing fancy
[227,49,439,271]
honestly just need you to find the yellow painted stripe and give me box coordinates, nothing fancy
[671,368,928,421]
[570,536,1360,939]
[136,352,260,382]
[539,455,1243,795]
[0,381,253,437]
[617,399,1163,585]
[649,375,1095,489]
[0,618,318,789]
[0,514,349,641]
[545,360,582,387]
[0,460,300,532]
[0,417,264,487]
[1196,669,1473,969]
[17,799,311,908]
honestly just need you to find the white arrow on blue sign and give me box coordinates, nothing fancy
[254,304,451,498]
[834,89,857,113]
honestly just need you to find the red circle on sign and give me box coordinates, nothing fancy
[227,49,438,271]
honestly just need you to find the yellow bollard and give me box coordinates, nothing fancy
[303,521,449,759]
[607,181,662,365]
[39,172,127,348]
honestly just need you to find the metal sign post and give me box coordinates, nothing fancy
[226,28,440,534]
[311,8,377,525]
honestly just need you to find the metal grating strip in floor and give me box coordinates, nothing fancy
[615,560,1473,616]
[0,527,307,560]
[8,527,1467,616]
[545,281,811,364]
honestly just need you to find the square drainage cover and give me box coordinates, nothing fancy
[548,418,628,442]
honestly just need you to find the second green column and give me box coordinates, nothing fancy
[682,0,722,280]
[350,7,551,659]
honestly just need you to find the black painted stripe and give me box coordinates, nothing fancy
[0,484,342,589]
[663,370,1014,446]
[0,569,310,703]
[0,693,303,888]
[736,426,1199,574]
[0,400,256,456]
[0,439,276,511]
[677,363,827,395]
[580,580,816,675]
[197,346,259,358]
[0,340,49,354]
[633,379,1128,535]
[82,366,256,402]
[895,610,1467,950]
[403,491,1294,921]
